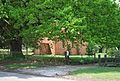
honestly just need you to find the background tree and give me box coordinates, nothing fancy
[84,0,120,53]
[0,0,120,58]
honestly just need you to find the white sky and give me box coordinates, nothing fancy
[115,0,120,4]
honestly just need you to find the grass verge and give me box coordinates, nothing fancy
[71,66,120,81]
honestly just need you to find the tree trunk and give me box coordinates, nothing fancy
[99,46,103,53]
[26,46,28,55]
[10,37,24,58]
[117,45,120,50]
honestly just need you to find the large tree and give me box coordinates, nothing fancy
[0,0,31,58]
[0,0,120,58]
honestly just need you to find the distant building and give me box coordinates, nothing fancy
[33,38,88,55]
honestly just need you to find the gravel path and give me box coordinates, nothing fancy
[0,71,74,81]
[0,65,116,81]
[13,65,85,77]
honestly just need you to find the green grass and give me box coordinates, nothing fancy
[30,55,96,65]
[0,55,95,69]
[71,66,120,81]
[2,62,45,69]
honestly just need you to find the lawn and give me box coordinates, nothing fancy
[71,66,120,81]
[30,55,96,65]
[0,55,95,69]
[2,62,45,69]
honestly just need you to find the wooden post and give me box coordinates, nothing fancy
[115,55,119,66]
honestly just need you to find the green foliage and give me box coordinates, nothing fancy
[87,43,99,55]
[107,47,118,56]
[112,50,120,57]
[84,0,120,48]
[0,0,120,49]
[71,57,96,65]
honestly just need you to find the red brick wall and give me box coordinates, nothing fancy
[34,39,88,55]
[54,41,87,55]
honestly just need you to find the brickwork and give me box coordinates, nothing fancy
[34,38,87,55]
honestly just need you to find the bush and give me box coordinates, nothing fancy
[112,50,120,58]
[107,48,118,57]
[71,57,96,65]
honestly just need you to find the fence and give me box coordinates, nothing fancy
[98,54,120,67]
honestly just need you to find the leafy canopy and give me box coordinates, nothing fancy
[0,0,120,48]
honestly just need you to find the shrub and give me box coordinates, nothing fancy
[70,57,96,65]
[112,50,120,58]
